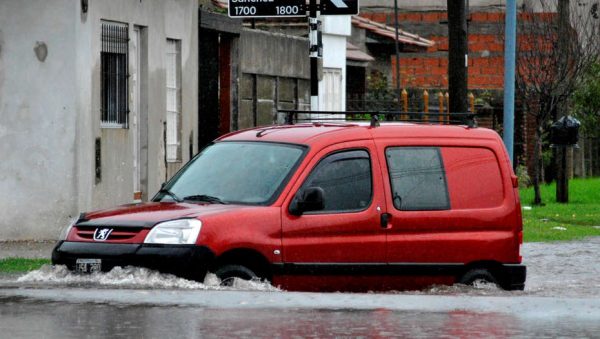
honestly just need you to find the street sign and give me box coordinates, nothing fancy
[320,0,359,15]
[228,0,306,18]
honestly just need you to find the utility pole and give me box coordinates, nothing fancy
[447,0,468,115]
[556,0,570,203]
[393,0,401,112]
[309,0,320,111]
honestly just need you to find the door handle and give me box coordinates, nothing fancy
[380,213,391,229]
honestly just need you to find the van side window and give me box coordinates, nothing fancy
[301,150,372,213]
[385,147,450,211]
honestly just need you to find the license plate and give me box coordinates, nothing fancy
[75,259,102,274]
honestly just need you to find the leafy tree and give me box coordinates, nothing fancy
[572,62,600,138]
[516,0,600,204]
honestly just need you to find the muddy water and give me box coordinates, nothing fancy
[1,238,599,338]
[523,237,600,297]
[8,237,600,297]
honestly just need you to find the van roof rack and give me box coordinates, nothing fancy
[278,110,478,128]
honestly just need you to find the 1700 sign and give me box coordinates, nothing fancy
[228,0,306,18]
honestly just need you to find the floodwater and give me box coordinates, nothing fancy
[1,238,599,338]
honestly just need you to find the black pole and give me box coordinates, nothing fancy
[309,0,319,110]
[447,0,468,114]
[393,0,401,112]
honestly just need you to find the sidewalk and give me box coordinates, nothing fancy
[0,241,55,259]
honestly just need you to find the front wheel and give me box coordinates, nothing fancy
[458,268,499,287]
[214,264,259,286]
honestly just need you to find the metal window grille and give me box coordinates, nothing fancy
[166,39,182,162]
[101,21,129,128]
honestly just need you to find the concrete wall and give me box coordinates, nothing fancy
[0,0,197,240]
[238,29,310,128]
[0,0,79,240]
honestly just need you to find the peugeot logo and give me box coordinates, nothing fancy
[93,228,113,241]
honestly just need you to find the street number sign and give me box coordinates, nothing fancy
[228,0,360,18]
[228,0,306,18]
[320,0,359,15]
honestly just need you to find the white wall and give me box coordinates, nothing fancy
[0,0,198,240]
[0,0,79,240]
[320,15,351,112]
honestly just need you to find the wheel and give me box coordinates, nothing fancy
[458,268,499,287]
[214,264,258,287]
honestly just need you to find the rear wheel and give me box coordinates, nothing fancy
[458,268,499,287]
[215,264,258,286]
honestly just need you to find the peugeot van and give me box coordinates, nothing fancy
[52,121,526,291]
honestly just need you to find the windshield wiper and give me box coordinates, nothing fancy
[182,194,227,204]
[157,188,182,202]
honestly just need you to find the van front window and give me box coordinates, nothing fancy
[157,142,305,205]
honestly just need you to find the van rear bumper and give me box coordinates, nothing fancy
[499,264,527,290]
[51,241,215,281]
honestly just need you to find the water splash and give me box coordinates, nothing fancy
[16,265,279,292]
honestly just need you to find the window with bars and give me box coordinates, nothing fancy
[101,21,129,128]
[166,39,182,162]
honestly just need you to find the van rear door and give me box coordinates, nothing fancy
[376,141,519,268]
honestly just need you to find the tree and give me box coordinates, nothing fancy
[516,0,600,205]
[573,62,600,138]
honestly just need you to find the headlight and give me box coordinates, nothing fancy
[144,219,202,245]
[58,217,77,241]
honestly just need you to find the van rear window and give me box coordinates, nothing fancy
[385,147,450,211]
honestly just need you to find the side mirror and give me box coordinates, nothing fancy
[289,187,325,216]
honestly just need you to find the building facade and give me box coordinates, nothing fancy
[0,0,198,240]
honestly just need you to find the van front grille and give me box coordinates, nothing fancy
[75,226,143,241]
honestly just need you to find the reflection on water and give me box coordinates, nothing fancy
[0,300,598,338]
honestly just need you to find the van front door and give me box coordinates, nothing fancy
[280,141,388,291]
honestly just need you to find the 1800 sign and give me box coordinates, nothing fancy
[228,0,306,18]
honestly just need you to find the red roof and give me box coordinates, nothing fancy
[352,16,434,47]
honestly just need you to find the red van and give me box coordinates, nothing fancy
[52,122,526,291]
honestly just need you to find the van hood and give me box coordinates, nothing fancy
[78,202,251,228]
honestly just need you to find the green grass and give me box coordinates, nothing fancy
[0,258,50,273]
[520,177,600,242]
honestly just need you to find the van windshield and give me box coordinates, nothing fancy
[156,141,306,205]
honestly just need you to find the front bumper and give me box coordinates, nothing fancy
[51,241,215,281]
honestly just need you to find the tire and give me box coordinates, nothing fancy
[214,264,258,287]
[458,268,499,287]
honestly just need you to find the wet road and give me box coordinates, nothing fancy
[1,238,599,338]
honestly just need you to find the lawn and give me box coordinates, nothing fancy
[520,177,600,242]
[0,258,50,273]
